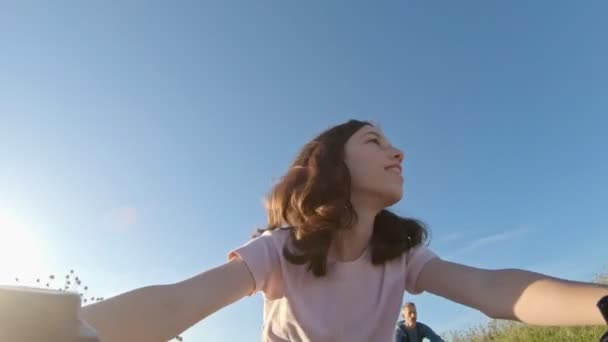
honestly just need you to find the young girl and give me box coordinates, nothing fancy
[81,120,608,342]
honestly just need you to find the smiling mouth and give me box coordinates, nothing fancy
[385,166,402,175]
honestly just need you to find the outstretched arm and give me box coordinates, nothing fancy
[80,258,254,342]
[420,323,445,342]
[416,258,608,326]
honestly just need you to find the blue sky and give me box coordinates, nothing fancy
[1,1,607,340]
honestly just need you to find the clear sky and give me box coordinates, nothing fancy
[1,1,607,340]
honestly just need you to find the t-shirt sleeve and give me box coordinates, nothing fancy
[228,231,282,296]
[404,244,438,294]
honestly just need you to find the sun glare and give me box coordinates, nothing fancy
[0,210,49,286]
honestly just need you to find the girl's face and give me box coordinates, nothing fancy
[344,125,404,211]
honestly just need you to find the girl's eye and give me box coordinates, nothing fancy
[368,138,381,145]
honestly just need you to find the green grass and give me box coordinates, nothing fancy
[448,320,605,342]
[446,267,608,342]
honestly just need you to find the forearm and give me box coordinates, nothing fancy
[80,284,184,342]
[489,269,608,325]
[421,325,444,342]
[427,331,445,342]
[80,260,252,342]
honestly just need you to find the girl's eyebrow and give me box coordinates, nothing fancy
[361,131,383,140]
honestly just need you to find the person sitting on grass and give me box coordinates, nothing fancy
[395,302,444,342]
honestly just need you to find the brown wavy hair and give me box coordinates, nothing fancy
[259,119,428,276]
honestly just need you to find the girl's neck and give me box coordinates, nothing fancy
[330,206,377,262]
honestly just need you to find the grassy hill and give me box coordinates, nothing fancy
[446,267,608,342]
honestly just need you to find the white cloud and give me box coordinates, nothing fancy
[445,226,531,259]
[440,231,466,242]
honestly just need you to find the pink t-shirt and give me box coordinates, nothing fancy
[228,228,438,342]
